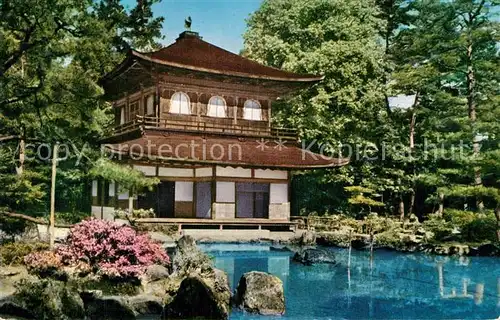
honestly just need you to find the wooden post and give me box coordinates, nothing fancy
[49,143,59,249]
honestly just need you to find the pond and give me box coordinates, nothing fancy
[199,243,500,320]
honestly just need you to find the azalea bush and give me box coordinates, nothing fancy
[24,250,63,277]
[57,218,169,278]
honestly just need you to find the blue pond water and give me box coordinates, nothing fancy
[199,243,500,320]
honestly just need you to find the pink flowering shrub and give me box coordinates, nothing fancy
[56,218,169,278]
[24,250,62,277]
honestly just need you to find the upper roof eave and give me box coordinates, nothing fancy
[130,50,324,83]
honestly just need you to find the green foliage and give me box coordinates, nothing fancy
[74,277,141,296]
[345,186,385,215]
[443,209,497,242]
[89,158,160,194]
[0,241,49,265]
[0,0,164,218]
[55,211,90,225]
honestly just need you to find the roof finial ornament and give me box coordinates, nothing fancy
[184,16,192,31]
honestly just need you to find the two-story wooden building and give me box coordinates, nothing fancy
[92,31,348,227]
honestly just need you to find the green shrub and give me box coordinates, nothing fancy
[0,241,49,265]
[422,215,455,242]
[0,215,27,240]
[443,209,497,243]
[55,211,90,225]
[461,214,497,243]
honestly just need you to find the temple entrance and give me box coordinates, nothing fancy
[196,182,212,218]
[138,181,175,218]
[236,182,269,218]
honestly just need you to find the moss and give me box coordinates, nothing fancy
[72,276,142,296]
[0,241,49,266]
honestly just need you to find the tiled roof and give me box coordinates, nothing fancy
[103,129,348,169]
[131,31,323,82]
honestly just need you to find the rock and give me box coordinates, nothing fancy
[293,248,336,265]
[351,239,368,250]
[164,275,230,319]
[299,231,316,246]
[11,278,85,320]
[172,241,213,276]
[472,243,500,256]
[234,271,285,315]
[128,295,163,316]
[269,246,293,252]
[176,235,197,252]
[0,297,35,319]
[144,264,169,282]
[85,296,136,320]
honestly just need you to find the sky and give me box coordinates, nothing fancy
[124,0,263,53]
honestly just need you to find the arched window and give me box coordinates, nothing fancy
[146,95,155,115]
[243,99,262,120]
[207,96,226,118]
[170,92,191,114]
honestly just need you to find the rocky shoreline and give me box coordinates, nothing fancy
[0,235,285,320]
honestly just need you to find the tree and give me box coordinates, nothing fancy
[89,159,160,213]
[244,0,387,213]
[0,0,164,217]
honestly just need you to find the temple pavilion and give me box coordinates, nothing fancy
[92,30,348,229]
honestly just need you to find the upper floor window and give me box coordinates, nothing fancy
[170,92,191,114]
[146,95,155,115]
[207,96,226,118]
[243,99,262,121]
[129,101,140,121]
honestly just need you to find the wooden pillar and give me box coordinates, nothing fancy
[140,86,145,116]
[233,96,238,125]
[268,100,272,127]
[196,92,201,121]
[211,165,216,219]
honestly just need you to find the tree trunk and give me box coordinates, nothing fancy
[437,193,444,217]
[49,143,59,249]
[408,190,415,216]
[399,196,405,221]
[466,41,483,210]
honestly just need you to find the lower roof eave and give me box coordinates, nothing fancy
[107,149,350,170]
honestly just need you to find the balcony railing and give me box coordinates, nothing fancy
[113,115,298,140]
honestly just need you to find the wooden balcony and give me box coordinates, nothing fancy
[113,115,298,140]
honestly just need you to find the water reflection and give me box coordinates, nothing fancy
[201,244,500,319]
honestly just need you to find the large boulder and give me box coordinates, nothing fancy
[164,274,230,319]
[84,296,135,320]
[470,243,500,256]
[128,295,163,316]
[176,235,197,252]
[0,296,35,319]
[299,231,316,246]
[9,279,85,320]
[234,271,285,315]
[293,248,336,265]
[144,264,169,282]
[172,237,213,277]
